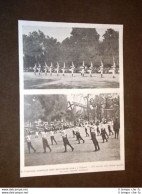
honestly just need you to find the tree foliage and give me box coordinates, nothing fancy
[24,95,67,122]
[24,94,119,123]
[89,94,119,121]
[23,28,119,69]
[101,29,119,65]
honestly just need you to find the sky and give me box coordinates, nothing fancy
[66,93,119,105]
[22,26,107,42]
[67,94,86,105]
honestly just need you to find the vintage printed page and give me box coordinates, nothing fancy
[18,20,124,177]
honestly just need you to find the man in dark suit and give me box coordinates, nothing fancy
[101,123,108,143]
[113,118,120,139]
[90,123,100,152]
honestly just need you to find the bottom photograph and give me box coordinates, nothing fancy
[21,92,124,177]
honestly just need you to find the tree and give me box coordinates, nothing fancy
[101,29,119,66]
[89,94,119,121]
[61,28,100,68]
[41,95,67,121]
[23,31,61,69]
[23,28,119,70]
[24,95,68,123]
[24,96,45,122]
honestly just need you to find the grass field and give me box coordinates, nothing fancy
[25,127,120,166]
[24,72,119,89]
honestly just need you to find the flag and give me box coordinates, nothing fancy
[64,62,66,68]
[82,61,85,66]
[90,61,93,68]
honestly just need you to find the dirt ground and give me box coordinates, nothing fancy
[24,127,120,166]
[24,72,119,89]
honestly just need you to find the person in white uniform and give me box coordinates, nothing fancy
[62,62,66,76]
[44,63,48,75]
[33,64,37,75]
[56,62,60,76]
[50,130,57,145]
[61,126,74,152]
[100,60,104,78]
[81,61,85,77]
[49,63,53,76]
[26,132,36,154]
[41,129,52,153]
[70,62,75,77]
[38,64,41,75]
[89,62,93,77]
[75,124,85,144]
[112,57,116,78]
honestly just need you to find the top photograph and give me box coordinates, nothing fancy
[19,21,123,89]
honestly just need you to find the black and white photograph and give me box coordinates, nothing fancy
[19,21,123,89]
[21,92,124,177]
[19,21,124,177]
[1,0,142,188]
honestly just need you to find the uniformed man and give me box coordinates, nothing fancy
[110,119,114,132]
[75,124,85,144]
[61,126,74,152]
[108,121,114,136]
[70,62,75,77]
[56,62,60,76]
[38,64,41,75]
[100,60,104,78]
[112,66,116,78]
[72,128,76,138]
[96,123,101,136]
[44,62,48,75]
[26,132,36,154]
[113,118,120,139]
[81,61,85,77]
[89,62,93,77]
[33,64,37,75]
[103,122,109,138]
[112,57,116,78]
[35,129,39,138]
[90,123,100,151]
[49,62,53,76]
[41,129,52,153]
[62,62,66,76]
[84,122,89,137]
[100,123,108,143]
[50,129,57,145]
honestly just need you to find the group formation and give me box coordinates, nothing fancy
[25,118,120,154]
[32,60,117,78]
